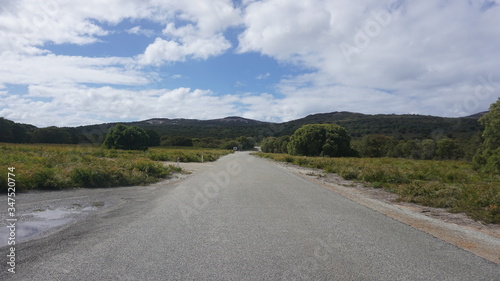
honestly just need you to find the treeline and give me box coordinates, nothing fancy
[102,124,256,151]
[261,124,357,157]
[260,98,500,174]
[0,118,255,150]
[278,112,483,140]
[161,136,255,150]
[0,118,86,144]
[352,135,481,160]
[261,133,480,160]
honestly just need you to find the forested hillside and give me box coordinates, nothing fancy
[0,111,484,145]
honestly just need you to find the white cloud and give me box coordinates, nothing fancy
[1,0,499,128]
[0,53,148,86]
[256,72,270,80]
[137,0,240,65]
[239,0,500,118]
[126,26,155,37]
[0,85,242,127]
[138,34,231,65]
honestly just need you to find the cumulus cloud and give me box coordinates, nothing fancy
[138,34,231,65]
[0,85,242,127]
[137,0,240,65]
[239,0,500,117]
[1,0,499,127]
[0,53,148,86]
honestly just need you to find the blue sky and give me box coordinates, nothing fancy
[0,0,499,127]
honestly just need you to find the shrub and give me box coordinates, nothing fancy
[103,124,150,151]
[288,124,353,157]
[474,98,500,174]
[358,135,395,157]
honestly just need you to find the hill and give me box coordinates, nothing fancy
[277,112,483,140]
[0,112,484,144]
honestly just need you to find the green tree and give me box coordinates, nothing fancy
[474,98,500,173]
[220,140,239,150]
[103,124,150,150]
[170,136,193,147]
[479,98,500,151]
[287,124,353,157]
[436,139,461,160]
[237,136,255,150]
[192,137,222,148]
[145,129,161,147]
[358,134,394,157]
[261,136,290,153]
[260,137,277,153]
[420,139,436,160]
[0,118,14,142]
[32,127,79,144]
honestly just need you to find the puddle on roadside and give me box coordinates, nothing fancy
[0,203,104,247]
[31,208,77,220]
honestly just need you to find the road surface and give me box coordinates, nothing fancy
[1,152,499,280]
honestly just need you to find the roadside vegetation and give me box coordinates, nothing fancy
[257,99,500,224]
[0,144,232,192]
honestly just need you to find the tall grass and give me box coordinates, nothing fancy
[256,153,500,224]
[0,144,232,192]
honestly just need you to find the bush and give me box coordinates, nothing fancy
[167,136,193,147]
[103,124,150,150]
[237,136,255,150]
[358,134,395,157]
[474,98,500,174]
[436,139,463,160]
[288,124,353,157]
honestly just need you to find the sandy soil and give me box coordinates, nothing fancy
[266,159,500,265]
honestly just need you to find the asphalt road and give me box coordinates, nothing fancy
[2,152,499,280]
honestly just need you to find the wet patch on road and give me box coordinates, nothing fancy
[0,202,106,247]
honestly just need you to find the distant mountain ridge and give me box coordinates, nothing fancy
[0,111,485,144]
[140,116,268,126]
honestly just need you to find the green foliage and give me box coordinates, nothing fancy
[0,118,34,143]
[435,139,463,160]
[0,144,169,191]
[479,98,500,151]
[103,124,150,150]
[256,152,500,224]
[147,147,232,162]
[474,98,500,174]
[220,140,240,150]
[260,136,290,153]
[0,144,231,192]
[420,139,437,160]
[287,124,353,157]
[353,137,470,161]
[145,129,161,147]
[236,136,255,150]
[163,136,194,147]
[192,137,223,148]
[32,127,80,144]
[0,111,484,149]
[357,134,395,157]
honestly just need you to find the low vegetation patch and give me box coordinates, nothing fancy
[0,144,232,192]
[147,147,230,162]
[256,152,500,224]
